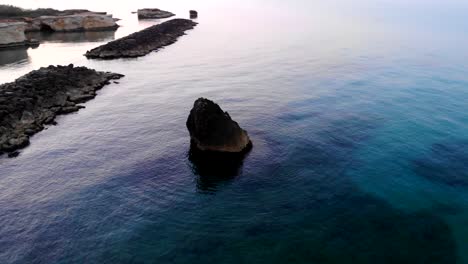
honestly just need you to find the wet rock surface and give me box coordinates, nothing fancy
[137,8,174,19]
[0,64,123,155]
[186,98,252,153]
[85,19,197,59]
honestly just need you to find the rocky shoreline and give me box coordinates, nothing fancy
[85,19,197,59]
[0,7,119,33]
[22,13,119,33]
[0,65,123,156]
[0,7,119,49]
[0,22,30,49]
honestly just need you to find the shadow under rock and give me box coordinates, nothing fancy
[188,142,252,193]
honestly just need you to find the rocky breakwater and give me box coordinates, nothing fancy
[0,65,123,156]
[137,8,174,19]
[85,19,197,59]
[187,98,252,153]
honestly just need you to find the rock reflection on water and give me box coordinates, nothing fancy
[26,30,115,43]
[0,47,30,67]
[188,144,251,193]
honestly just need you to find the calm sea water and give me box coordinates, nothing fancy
[1,0,468,263]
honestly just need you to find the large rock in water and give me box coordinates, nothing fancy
[26,14,119,32]
[137,8,175,19]
[186,98,252,153]
[190,10,198,19]
[0,65,123,155]
[85,19,197,59]
[0,22,27,48]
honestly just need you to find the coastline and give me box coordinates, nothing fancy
[0,65,123,156]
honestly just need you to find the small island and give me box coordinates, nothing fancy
[85,19,197,59]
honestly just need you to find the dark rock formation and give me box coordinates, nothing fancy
[85,19,197,59]
[137,8,174,19]
[190,10,198,19]
[0,64,123,155]
[186,98,252,153]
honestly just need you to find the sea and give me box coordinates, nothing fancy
[1,0,468,263]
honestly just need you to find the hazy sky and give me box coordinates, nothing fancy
[2,0,467,34]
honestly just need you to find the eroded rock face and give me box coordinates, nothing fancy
[26,14,119,32]
[0,22,27,48]
[137,8,174,19]
[85,19,197,59]
[0,65,124,155]
[186,98,252,153]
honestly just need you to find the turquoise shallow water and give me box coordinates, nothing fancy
[1,0,468,263]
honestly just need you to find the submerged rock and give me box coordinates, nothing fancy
[0,65,124,155]
[137,8,175,19]
[186,98,252,153]
[85,19,197,59]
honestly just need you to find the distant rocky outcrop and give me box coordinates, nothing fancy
[24,13,119,32]
[0,6,119,32]
[0,5,61,19]
[186,98,252,153]
[190,10,198,19]
[0,8,119,48]
[0,22,27,48]
[137,8,174,19]
[85,19,197,59]
[0,22,39,48]
[0,65,123,156]
[0,5,109,20]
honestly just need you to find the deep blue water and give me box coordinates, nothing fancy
[1,0,468,263]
